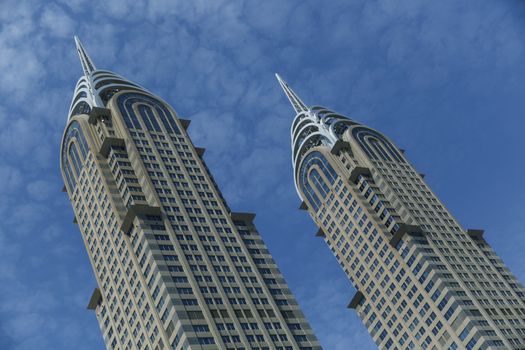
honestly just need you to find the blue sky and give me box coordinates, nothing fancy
[1,0,525,349]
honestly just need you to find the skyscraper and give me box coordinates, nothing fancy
[277,75,525,350]
[60,37,321,350]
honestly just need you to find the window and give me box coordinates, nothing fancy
[298,151,338,212]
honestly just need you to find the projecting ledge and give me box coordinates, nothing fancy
[121,204,162,234]
[330,140,352,155]
[467,229,484,239]
[347,291,364,309]
[180,119,191,130]
[99,137,125,158]
[349,166,372,183]
[88,107,111,124]
[230,212,256,223]
[87,288,102,310]
[389,223,423,247]
[299,201,308,210]
[195,147,205,157]
[315,228,325,238]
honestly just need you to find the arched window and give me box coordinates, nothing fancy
[68,142,82,176]
[298,151,338,212]
[138,104,162,132]
[71,101,92,117]
[72,91,88,106]
[309,168,330,198]
[95,79,139,90]
[369,138,393,162]
[61,121,89,192]
[352,127,405,163]
[295,125,319,149]
[99,87,123,105]
[93,74,120,81]
[332,120,355,138]
[116,92,180,134]
[294,133,332,165]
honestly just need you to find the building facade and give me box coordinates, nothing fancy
[277,75,525,350]
[60,37,321,350]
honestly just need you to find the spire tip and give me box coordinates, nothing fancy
[74,36,96,77]
[275,73,308,114]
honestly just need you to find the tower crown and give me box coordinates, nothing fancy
[68,37,145,120]
[275,75,358,192]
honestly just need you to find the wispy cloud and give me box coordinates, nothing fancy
[40,4,75,38]
[0,0,524,349]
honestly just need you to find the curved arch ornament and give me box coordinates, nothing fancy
[115,92,180,134]
[276,74,406,201]
[298,151,338,212]
[351,126,405,163]
[276,74,354,196]
[67,37,149,120]
[61,120,89,192]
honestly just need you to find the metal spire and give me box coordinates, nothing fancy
[275,73,309,114]
[74,36,96,77]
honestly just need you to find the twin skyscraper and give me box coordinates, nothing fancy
[61,38,525,349]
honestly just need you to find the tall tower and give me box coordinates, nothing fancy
[60,37,321,350]
[277,75,525,350]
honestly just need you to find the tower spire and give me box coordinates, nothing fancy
[74,36,96,77]
[275,73,309,113]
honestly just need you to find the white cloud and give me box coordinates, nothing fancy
[0,165,22,193]
[55,0,88,13]
[26,180,56,201]
[0,1,523,349]
[189,110,247,155]
[40,4,75,39]
[0,40,44,99]
[0,118,46,158]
